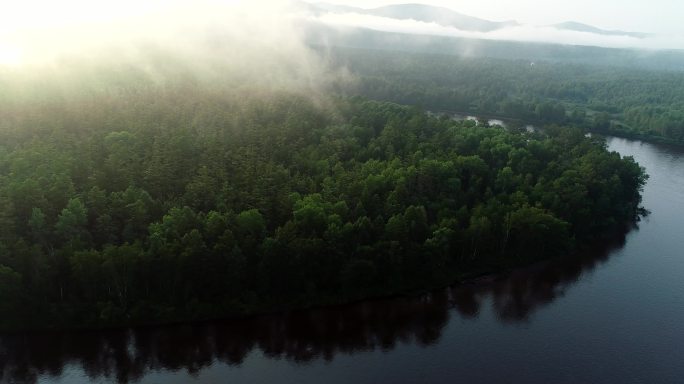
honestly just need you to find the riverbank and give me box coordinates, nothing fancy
[429,109,684,148]
[0,97,647,333]
[594,127,684,147]
[0,221,637,334]
[5,135,682,384]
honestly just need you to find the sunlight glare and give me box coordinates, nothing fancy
[0,44,22,66]
[0,0,282,66]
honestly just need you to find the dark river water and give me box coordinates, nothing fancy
[2,136,684,384]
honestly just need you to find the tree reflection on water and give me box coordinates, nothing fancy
[0,229,630,384]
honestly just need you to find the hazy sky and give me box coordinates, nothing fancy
[0,0,681,66]
[326,0,680,34]
[0,0,677,35]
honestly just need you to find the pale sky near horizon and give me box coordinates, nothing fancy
[324,0,680,34]
[0,0,680,66]
[0,0,677,34]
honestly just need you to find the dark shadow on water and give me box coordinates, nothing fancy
[0,227,633,384]
[450,226,632,323]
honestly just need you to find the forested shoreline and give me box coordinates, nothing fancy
[0,68,647,330]
[326,47,684,144]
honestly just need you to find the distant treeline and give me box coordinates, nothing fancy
[326,47,684,143]
[307,25,684,71]
[0,70,646,329]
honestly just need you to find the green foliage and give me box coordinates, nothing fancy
[507,206,572,259]
[55,198,89,247]
[0,265,22,327]
[328,47,684,143]
[0,78,646,329]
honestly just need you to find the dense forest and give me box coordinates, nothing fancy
[307,24,684,71]
[0,67,646,329]
[326,47,684,143]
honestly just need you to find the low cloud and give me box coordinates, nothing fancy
[0,1,350,96]
[309,11,684,50]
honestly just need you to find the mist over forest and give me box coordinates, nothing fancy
[0,1,666,331]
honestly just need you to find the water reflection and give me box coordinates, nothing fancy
[426,110,511,128]
[451,228,630,323]
[0,229,631,384]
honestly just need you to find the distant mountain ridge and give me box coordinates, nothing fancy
[308,2,649,38]
[304,23,684,71]
[551,21,650,38]
[312,2,518,32]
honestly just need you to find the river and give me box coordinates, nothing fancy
[2,136,683,384]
